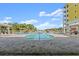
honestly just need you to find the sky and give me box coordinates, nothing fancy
[0,3,65,30]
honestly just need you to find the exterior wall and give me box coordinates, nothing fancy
[63,3,79,34]
[0,24,12,34]
[65,3,79,23]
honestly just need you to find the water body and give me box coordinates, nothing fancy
[25,33,54,40]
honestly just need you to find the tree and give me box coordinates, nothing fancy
[12,23,37,33]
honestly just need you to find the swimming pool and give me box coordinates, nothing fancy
[25,33,54,40]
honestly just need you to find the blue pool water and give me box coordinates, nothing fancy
[25,33,54,40]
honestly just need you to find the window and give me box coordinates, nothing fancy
[64,19,66,21]
[75,16,77,18]
[74,3,77,6]
[67,5,69,8]
[67,19,69,22]
[75,4,77,6]
[64,11,66,13]
[64,6,66,8]
[67,14,68,17]
[64,15,66,17]
[75,10,76,13]
[67,10,68,12]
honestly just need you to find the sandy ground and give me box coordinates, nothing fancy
[0,36,79,55]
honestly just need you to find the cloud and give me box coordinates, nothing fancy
[39,11,51,16]
[0,17,12,24]
[0,19,12,24]
[5,16,12,20]
[39,8,63,17]
[36,22,62,30]
[20,19,38,24]
[38,8,63,29]
[51,8,63,17]
[51,18,62,21]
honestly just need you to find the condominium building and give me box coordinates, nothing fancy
[63,3,79,34]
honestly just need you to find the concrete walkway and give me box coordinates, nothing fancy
[50,33,69,37]
[0,34,26,37]
[0,33,69,38]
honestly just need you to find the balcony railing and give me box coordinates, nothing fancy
[67,19,79,26]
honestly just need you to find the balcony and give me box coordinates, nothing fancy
[68,19,79,26]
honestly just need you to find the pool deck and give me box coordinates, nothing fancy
[0,34,26,37]
[0,33,72,55]
[0,37,79,55]
[49,33,69,37]
[0,33,69,38]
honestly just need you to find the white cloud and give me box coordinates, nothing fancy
[51,8,63,17]
[39,8,63,17]
[0,19,12,24]
[38,9,63,30]
[51,18,62,21]
[20,19,38,24]
[5,16,12,20]
[0,17,12,24]
[39,11,51,16]
[39,11,45,16]
[36,22,62,30]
